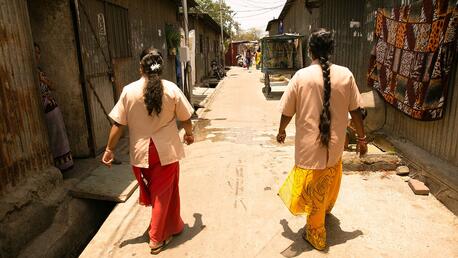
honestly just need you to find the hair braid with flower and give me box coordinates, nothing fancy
[140,47,164,116]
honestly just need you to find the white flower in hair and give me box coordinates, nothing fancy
[150,63,161,72]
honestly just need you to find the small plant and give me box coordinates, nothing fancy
[165,24,181,55]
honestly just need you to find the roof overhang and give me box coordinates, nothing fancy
[185,11,230,38]
[278,0,295,20]
[175,0,198,7]
[265,18,280,32]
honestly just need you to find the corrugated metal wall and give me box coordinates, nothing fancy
[128,0,178,83]
[0,0,53,194]
[282,0,320,38]
[105,2,131,59]
[320,0,367,89]
[385,69,458,166]
[364,0,458,166]
[192,17,221,83]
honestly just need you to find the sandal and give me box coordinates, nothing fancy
[150,236,173,255]
[302,226,326,251]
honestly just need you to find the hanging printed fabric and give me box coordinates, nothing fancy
[368,0,458,120]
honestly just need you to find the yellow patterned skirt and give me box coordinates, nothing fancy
[278,160,342,250]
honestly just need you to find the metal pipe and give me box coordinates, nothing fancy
[219,0,225,63]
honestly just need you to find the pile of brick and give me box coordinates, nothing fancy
[396,166,430,195]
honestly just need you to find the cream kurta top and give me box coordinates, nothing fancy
[279,64,363,169]
[109,78,194,168]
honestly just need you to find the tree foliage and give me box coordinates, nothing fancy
[195,0,240,37]
[232,28,263,41]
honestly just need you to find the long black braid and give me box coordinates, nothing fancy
[140,47,164,116]
[309,29,335,147]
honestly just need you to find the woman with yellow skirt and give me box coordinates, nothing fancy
[276,28,367,251]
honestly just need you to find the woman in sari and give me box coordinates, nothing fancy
[34,43,73,171]
[276,29,367,250]
[101,47,194,254]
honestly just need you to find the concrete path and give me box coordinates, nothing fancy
[81,67,458,258]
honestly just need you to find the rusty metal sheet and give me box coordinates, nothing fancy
[75,0,116,154]
[320,0,366,88]
[0,0,52,194]
[105,2,131,58]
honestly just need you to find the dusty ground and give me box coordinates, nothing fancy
[81,67,458,258]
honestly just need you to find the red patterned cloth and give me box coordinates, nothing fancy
[368,0,458,120]
[132,140,184,242]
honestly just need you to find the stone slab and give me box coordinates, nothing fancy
[70,164,137,202]
[409,179,430,195]
[342,153,402,171]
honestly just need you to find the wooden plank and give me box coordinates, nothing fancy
[70,164,137,202]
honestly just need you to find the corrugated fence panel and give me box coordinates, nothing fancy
[385,70,458,167]
[320,0,366,89]
[76,0,115,154]
[0,0,52,194]
[106,2,131,58]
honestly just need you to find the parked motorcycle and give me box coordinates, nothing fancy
[235,54,244,67]
[211,60,225,80]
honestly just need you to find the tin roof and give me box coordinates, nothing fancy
[185,10,230,38]
[278,0,295,20]
[265,18,280,32]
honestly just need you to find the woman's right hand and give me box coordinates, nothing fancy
[277,130,286,144]
[102,149,114,168]
[356,139,368,157]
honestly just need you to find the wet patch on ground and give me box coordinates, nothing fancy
[193,118,294,146]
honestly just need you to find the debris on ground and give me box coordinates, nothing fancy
[396,165,410,176]
[409,179,430,195]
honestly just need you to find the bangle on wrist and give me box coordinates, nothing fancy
[357,136,367,144]
[185,132,193,136]
[105,148,113,153]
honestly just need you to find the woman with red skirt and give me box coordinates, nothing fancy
[102,47,195,254]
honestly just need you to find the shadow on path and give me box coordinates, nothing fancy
[265,91,284,101]
[279,214,363,257]
[118,229,149,248]
[168,213,206,249]
[118,213,205,249]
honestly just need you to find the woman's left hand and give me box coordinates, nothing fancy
[184,134,194,145]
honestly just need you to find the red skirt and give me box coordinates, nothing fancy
[132,140,184,242]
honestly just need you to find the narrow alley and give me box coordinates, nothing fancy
[2,1,458,257]
[80,67,458,258]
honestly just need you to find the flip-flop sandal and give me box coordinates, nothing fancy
[302,230,325,251]
[150,236,173,255]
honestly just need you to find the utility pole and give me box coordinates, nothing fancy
[182,0,189,45]
[219,0,224,65]
[182,0,192,103]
